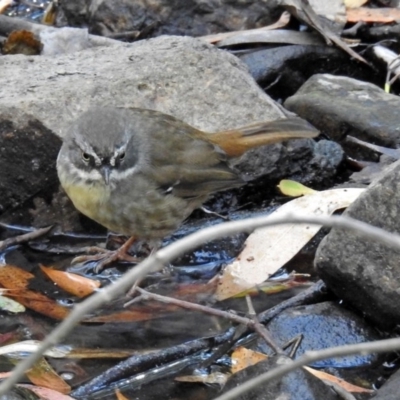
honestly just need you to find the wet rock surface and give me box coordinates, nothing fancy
[260,301,380,368]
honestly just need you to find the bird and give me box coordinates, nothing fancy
[57,106,319,271]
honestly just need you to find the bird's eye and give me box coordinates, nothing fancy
[82,152,90,162]
[119,152,126,161]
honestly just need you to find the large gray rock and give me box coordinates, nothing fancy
[315,159,400,329]
[284,74,400,148]
[0,36,283,138]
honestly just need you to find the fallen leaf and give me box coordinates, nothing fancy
[40,265,100,298]
[115,389,130,400]
[344,0,368,8]
[0,340,70,358]
[66,348,136,359]
[232,274,309,298]
[304,366,374,393]
[347,7,400,23]
[25,357,71,394]
[281,0,368,64]
[0,265,70,319]
[231,347,268,373]
[0,294,25,313]
[216,30,323,47]
[20,384,75,400]
[201,11,290,43]
[175,371,229,385]
[84,308,162,323]
[42,1,58,25]
[216,188,365,300]
[277,179,317,197]
[2,30,43,55]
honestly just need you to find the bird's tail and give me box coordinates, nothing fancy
[207,118,319,157]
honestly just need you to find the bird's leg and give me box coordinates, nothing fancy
[71,236,139,273]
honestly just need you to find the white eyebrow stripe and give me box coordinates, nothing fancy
[74,136,102,166]
[110,144,128,166]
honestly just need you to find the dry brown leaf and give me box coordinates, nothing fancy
[20,384,75,400]
[40,265,100,298]
[5,288,70,320]
[231,347,268,374]
[25,357,71,394]
[303,366,374,393]
[66,348,136,359]
[0,265,70,320]
[2,30,42,55]
[347,7,400,23]
[115,389,130,400]
[84,308,160,323]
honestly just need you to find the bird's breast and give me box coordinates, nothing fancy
[62,180,113,224]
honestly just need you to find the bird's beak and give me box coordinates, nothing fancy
[100,165,111,185]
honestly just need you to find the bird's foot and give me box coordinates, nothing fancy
[72,236,139,273]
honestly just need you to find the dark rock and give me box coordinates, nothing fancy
[284,74,400,156]
[259,301,380,368]
[0,109,61,215]
[239,45,372,100]
[222,355,341,400]
[315,159,400,329]
[60,0,278,38]
[59,0,88,27]
[230,138,344,184]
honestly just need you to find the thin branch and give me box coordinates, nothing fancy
[259,280,327,324]
[133,287,253,326]
[133,287,282,354]
[245,294,282,354]
[1,213,400,394]
[0,226,52,252]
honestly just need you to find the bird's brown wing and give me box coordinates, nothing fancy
[155,163,243,199]
[141,113,243,199]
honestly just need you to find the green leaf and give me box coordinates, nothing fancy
[277,179,317,197]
